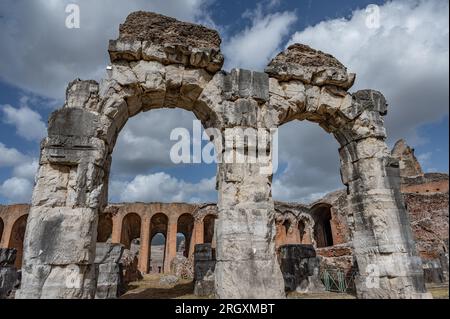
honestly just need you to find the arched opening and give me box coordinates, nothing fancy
[97,213,113,243]
[283,219,291,237]
[8,214,28,268]
[150,233,166,274]
[149,213,168,274]
[177,214,194,258]
[0,217,4,244]
[273,121,342,204]
[203,215,217,244]
[298,220,306,243]
[310,204,334,248]
[121,213,142,251]
[176,232,187,256]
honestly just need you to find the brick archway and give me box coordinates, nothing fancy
[8,214,28,268]
[19,12,428,299]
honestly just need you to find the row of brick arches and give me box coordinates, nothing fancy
[0,203,337,272]
[96,203,218,274]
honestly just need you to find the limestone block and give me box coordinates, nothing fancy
[108,39,142,62]
[353,90,388,115]
[48,108,100,138]
[181,68,212,104]
[130,60,163,82]
[94,243,124,299]
[339,94,363,121]
[24,207,97,265]
[223,69,269,102]
[110,63,138,86]
[65,79,100,111]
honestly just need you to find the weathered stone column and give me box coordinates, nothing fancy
[213,69,285,299]
[340,137,430,298]
[164,216,178,273]
[17,81,107,299]
[138,216,151,274]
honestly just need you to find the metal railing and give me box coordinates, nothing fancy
[320,268,358,294]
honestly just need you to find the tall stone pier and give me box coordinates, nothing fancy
[18,12,429,299]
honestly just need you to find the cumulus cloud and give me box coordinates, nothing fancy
[2,104,47,141]
[110,173,216,203]
[223,6,297,71]
[0,143,28,167]
[288,0,449,145]
[0,0,211,100]
[111,108,199,177]
[0,177,34,204]
[0,143,38,203]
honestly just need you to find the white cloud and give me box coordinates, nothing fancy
[110,172,216,203]
[0,0,211,99]
[0,143,28,167]
[12,158,39,181]
[272,121,343,203]
[0,143,38,203]
[288,0,449,145]
[0,177,34,203]
[223,7,297,71]
[2,104,47,141]
[111,108,198,177]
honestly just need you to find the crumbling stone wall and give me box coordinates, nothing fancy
[16,12,430,299]
[392,139,424,178]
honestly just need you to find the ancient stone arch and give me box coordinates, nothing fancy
[19,12,429,299]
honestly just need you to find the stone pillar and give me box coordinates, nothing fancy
[216,162,285,299]
[164,216,178,273]
[138,217,151,274]
[340,136,431,299]
[212,69,285,299]
[17,81,107,299]
[111,216,122,244]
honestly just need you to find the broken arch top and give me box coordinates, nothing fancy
[109,11,224,73]
[265,44,356,90]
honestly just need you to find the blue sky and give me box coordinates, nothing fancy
[0,0,448,204]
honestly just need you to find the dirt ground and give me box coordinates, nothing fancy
[121,275,448,300]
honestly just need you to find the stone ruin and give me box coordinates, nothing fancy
[8,11,435,299]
